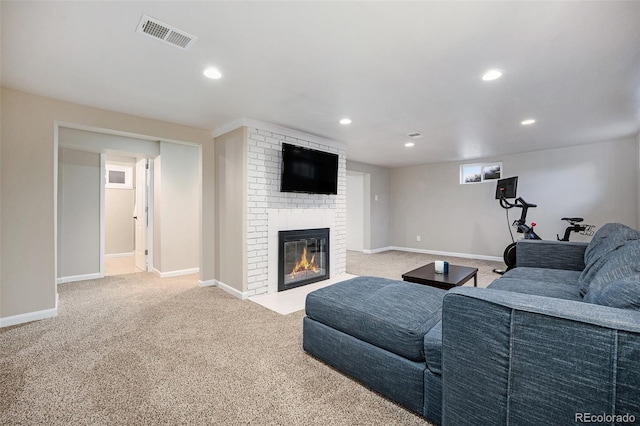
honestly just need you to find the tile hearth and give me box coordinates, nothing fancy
[250,273,357,315]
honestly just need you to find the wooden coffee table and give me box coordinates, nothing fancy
[402,262,478,290]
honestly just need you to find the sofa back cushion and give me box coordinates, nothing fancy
[578,223,640,296]
[584,274,640,310]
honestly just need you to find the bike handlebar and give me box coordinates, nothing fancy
[499,196,537,209]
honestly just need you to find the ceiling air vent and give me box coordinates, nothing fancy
[136,15,198,50]
[407,132,423,139]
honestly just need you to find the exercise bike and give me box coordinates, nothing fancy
[557,217,596,241]
[493,176,595,274]
[497,195,541,272]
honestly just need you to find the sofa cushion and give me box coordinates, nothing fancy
[424,320,443,375]
[501,267,581,286]
[584,223,640,266]
[305,276,446,362]
[579,223,640,296]
[584,275,640,310]
[581,239,640,294]
[488,277,583,301]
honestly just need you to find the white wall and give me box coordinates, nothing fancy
[57,149,101,278]
[390,137,638,258]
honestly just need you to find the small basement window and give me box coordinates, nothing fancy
[105,164,133,189]
[460,162,502,184]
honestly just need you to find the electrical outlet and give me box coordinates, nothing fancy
[416,235,421,242]
[374,195,379,201]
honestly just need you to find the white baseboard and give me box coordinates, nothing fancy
[154,267,200,278]
[0,307,58,328]
[56,273,102,285]
[362,246,393,254]
[389,246,503,262]
[214,279,252,299]
[198,279,216,287]
[105,252,134,259]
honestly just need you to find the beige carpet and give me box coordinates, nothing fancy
[347,250,504,288]
[1,252,504,425]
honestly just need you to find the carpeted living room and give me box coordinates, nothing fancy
[2,2,639,425]
[1,253,503,425]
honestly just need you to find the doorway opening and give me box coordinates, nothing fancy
[104,156,151,276]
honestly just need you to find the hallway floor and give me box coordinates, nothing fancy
[105,256,142,276]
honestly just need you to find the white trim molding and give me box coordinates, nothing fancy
[362,246,393,254]
[0,307,58,328]
[214,279,252,300]
[154,267,200,278]
[57,273,103,285]
[389,246,503,262]
[198,279,217,287]
[105,252,134,259]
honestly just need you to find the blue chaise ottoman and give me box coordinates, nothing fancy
[303,276,446,423]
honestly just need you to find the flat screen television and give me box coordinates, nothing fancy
[281,143,339,195]
[495,176,518,199]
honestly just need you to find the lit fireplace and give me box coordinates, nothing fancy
[278,228,330,291]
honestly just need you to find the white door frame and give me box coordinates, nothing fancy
[134,158,148,272]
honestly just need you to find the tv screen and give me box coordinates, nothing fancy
[281,143,338,195]
[495,176,518,199]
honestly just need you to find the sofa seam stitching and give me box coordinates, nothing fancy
[506,308,515,426]
[611,330,618,422]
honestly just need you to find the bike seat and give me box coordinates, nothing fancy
[561,217,583,223]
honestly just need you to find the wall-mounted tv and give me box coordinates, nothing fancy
[280,143,338,195]
[495,176,518,199]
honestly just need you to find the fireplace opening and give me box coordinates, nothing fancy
[278,228,330,291]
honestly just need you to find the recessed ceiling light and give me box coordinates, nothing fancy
[521,119,536,125]
[339,118,352,125]
[482,69,502,81]
[203,67,222,79]
[404,142,415,147]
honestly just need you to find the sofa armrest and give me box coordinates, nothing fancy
[441,287,640,426]
[516,239,587,270]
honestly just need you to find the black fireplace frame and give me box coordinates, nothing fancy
[278,228,330,292]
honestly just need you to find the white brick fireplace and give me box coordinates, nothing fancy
[222,119,347,297]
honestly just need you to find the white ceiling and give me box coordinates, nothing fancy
[2,1,639,167]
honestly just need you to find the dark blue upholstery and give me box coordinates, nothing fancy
[302,223,640,425]
[488,277,583,301]
[302,316,426,414]
[423,320,442,374]
[442,287,640,426]
[584,274,640,310]
[501,266,582,284]
[306,276,445,361]
[579,223,640,296]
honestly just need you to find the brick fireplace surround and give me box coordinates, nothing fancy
[212,119,347,298]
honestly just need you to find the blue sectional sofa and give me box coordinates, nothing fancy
[303,223,640,425]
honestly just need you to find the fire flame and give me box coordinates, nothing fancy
[289,246,319,278]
